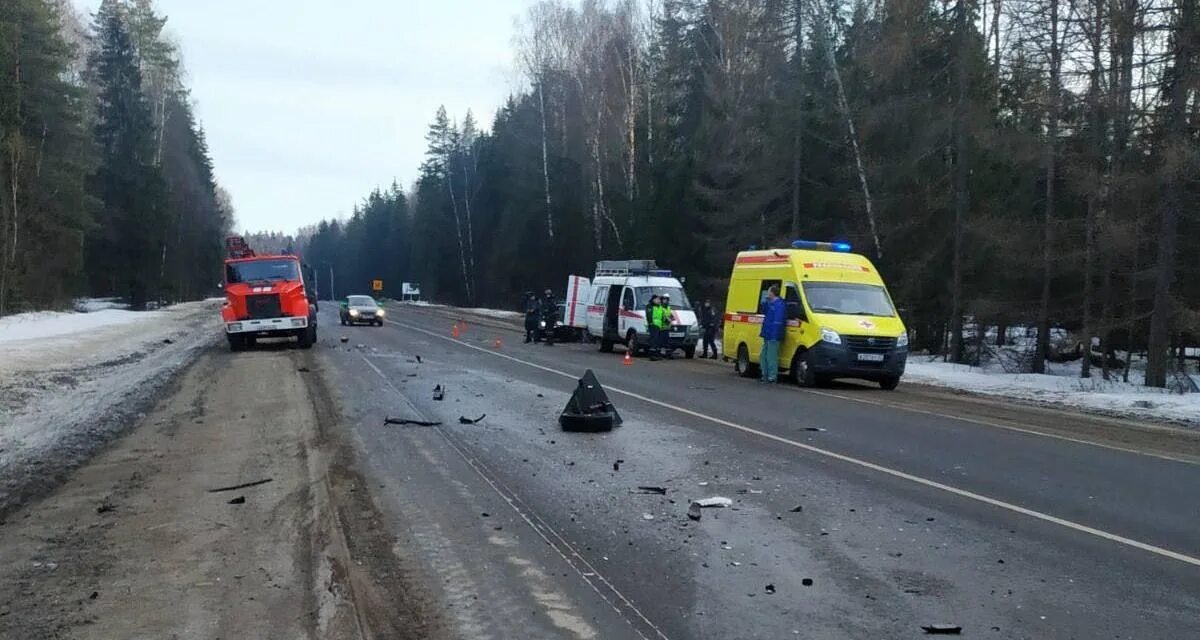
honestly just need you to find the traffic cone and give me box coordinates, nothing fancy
[623,351,633,366]
[452,323,460,338]
[494,337,503,348]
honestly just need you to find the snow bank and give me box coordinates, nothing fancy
[905,358,1200,426]
[72,297,130,313]
[461,307,522,319]
[0,300,220,515]
[0,308,160,344]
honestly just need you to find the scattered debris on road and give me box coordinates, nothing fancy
[765,583,776,594]
[458,415,487,424]
[560,370,622,432]
[789,505,804,512]
[339,336,349,343]
[635,486,667,495]
[433,384,445,401]
[416,355,422,363]
[96,500,115,514]
[804,427,826,432]
[296,366,311,372]
[208,478,273,493]
[642,513,654,520]
[688,502,702,521]
[693,497,732,508]
[162,338,174,344]
[801,578,814,586]
[921,624,963,635]
[383,417,442,427]
[227,496,246,505]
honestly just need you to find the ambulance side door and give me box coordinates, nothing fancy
[782,282,806,365]
[619,287,635,334]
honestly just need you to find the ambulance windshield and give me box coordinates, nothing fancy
[634,287,692,310]
[802,282,895,317]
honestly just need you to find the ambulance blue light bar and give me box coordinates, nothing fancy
[650,269,673,277]
[791,240,852,253]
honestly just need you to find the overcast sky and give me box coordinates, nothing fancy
[73,0,533,233]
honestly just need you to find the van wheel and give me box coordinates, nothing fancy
[626,330,640,356]
[792,350,817,387]
[227,334,245,352]
[735,344,758,378]
[683,346,696,359]
[879,376,900,391]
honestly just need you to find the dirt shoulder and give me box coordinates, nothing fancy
[0,344,443,639]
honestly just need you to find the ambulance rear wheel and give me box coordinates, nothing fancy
[735,344,758,378]
[791,350,817,387]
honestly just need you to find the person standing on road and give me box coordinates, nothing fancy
[524,292,540,343]
[700,299,719,359]
[646,295,662,361]
[759,286,785,383]
[658,293,674,359]
[541,289,558,346]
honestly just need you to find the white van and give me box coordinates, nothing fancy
[565,260,700,358]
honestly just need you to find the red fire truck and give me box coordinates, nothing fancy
[220,236,318,351]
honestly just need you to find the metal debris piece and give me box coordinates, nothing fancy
[693,497,732,508]
[458,415,487,424]
[921,625,962,635]
[227,496,246,505]
[687,502,702,521]
[208,478,273,493]
[383,417,441,427]
[635,486,667,495]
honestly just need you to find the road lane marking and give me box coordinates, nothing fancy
[796,387,1199,466]
[391,302,1200,464]
[359,355,667,640]
[387,318,1200,569]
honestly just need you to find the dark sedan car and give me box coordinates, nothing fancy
[339,295,385,326]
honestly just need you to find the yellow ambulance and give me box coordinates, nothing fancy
[721,240,908,389]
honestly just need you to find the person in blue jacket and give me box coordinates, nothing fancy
[759,285,785,383]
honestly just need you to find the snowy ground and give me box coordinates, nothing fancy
[904,356,1200,426]
[0,300,220,514]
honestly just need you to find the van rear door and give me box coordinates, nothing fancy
[565,275,590,328]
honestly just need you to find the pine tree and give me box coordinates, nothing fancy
[87,0,169,308]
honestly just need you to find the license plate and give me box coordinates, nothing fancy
[857,353,885,362]
[669,332,685,338]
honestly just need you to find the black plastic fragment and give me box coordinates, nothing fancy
[921,625,962,635]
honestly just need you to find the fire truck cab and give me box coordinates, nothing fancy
[220,236,318,351]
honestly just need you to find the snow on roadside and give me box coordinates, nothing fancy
[904,357,1200,426]
[461,307,522,319]
[72,297,130,313]
[0,308,158,343]
[0,300,221,515]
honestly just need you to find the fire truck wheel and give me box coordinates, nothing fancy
[297,325,316,349]
[227,334,245,352]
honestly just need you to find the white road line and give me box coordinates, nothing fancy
[387,318,1200,569]
[359,355,666,640]
[796,387,1199,466]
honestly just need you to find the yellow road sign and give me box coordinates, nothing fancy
[372,279,383,292]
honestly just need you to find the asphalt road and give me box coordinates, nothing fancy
[317,302,1200,639]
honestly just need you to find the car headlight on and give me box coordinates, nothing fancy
[376,309,385,317]
[349,309,359,317]
[820,327,842,345]
[539,320,546,328]
[896,332,909,348]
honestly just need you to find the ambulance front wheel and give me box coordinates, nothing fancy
[735,344,759,378]
[791,349,818,387]
[625,330,641,356]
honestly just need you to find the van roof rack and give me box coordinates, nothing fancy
[595,260,667,277]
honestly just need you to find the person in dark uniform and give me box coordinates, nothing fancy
[524,292,540,343]
[700,299,719,359]
[541,289,557,346]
